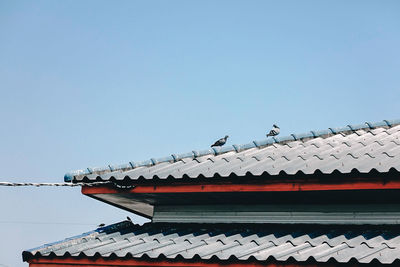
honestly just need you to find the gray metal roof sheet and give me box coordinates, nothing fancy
[65,119,400,182]
[23,221,400,264]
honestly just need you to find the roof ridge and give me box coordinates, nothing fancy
[64,119,400,182]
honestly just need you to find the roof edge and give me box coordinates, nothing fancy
[23,221,134,261]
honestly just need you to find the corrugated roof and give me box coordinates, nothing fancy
[65,119,400,182]
[23,221,400,264]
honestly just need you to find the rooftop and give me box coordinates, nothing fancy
[24,119,400,266]
[66,119,400,183]
[23,221,400,264]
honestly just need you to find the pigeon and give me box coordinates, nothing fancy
[126,216,132,223]
[97,223,105,228]
[211,135,229,147]
[266,124,280,137]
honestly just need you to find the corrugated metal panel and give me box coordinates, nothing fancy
[65,119,400,182]
[23,221,400,264]
[152,204,400,224]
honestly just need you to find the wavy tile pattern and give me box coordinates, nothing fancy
[23,221,400,264]
[67,120,400,182]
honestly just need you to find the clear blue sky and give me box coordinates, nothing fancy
[0,1,399,266]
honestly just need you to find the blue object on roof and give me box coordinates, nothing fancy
[65,119,400,182]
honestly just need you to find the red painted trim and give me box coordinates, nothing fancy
[82,180,400,195]
[27,257,366,267]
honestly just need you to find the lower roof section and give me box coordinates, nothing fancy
[23,221,400,265]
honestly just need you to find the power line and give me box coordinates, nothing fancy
[0,182,103,187]
[0,181,134,188]
[0,221,95,226]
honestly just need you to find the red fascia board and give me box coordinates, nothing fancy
[28,257,366,267]
[81,180,400,195]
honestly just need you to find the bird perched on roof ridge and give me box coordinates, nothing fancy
[267,124,280,137]
[126,216,132,223]
[211,135,229,147]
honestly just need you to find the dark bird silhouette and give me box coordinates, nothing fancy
[97,223,105,228]
[126,216,132,223]
[267,124,280,137]
[211,135,229,147]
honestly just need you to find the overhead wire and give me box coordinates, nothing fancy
[0,181,135,188]
[0,221,96,226]
[0,181,108,187]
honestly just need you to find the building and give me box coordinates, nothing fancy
[23,119,400,267]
